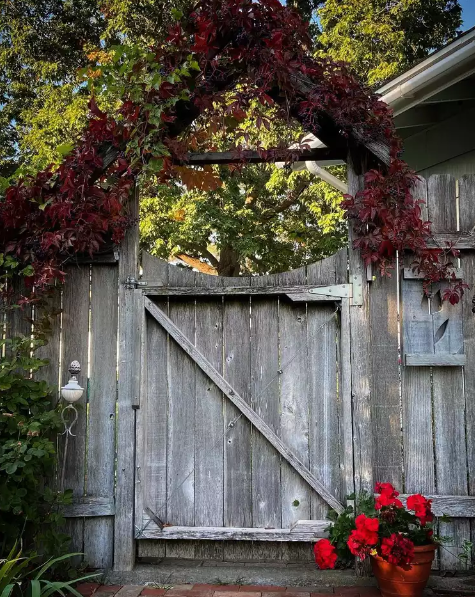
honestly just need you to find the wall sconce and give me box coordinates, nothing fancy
[61,361,84,403]
[60,361,84,491]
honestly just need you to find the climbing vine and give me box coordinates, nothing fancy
[0,0,466,303]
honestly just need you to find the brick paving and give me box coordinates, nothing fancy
[75,584,382,597]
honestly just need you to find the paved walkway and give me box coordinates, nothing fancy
[76,583,383,597]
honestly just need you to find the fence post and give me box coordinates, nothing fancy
[347,158,374,496]
[114,184,141,571]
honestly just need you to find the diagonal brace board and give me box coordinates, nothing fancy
[144,297,345,514]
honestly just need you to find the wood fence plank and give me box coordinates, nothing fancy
[369,271,402,487]
[144,284,345,298]
[142,252,169,286]
[428,174,469,570]
[61,265,90,560]
[144,298,345,514]
[139,252,170,560]
[459,175,475,568]
[83,265,118,568]
[139,525,328,541]
[401,178,436,503]
[114,186,140,571]
[194,298,225,561]
[278,267,312,533]
[35,290,61,401]
[307,260,340,519]
[250,297,281,530]
[166,298,196,558]
[164,261,196,559]
[339,297,355,499]
[139,301,169,558]
[223,294,252,561]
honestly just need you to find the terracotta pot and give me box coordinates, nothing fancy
[371,543,436,597]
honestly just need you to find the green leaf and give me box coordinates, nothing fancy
[56,142,75,157]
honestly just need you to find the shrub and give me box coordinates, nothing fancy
[0,336,71,556]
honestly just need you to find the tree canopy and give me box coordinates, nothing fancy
[0,0,463,277]
[317,0,462,86]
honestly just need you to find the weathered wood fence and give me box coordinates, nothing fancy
[5,174,475,571]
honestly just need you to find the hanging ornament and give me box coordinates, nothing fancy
[60,361,84,490]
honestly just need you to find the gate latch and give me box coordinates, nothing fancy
[309,274,363,306]
[124,276,148,290]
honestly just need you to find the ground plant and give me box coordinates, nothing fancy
[0,544,99,597]
[0,336,71,556]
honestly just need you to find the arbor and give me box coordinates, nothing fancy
[0,0,463,276]
[0,0,465,304]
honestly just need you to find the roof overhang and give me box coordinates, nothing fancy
[378,27,475,116]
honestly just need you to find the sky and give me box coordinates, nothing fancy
[460,0,475,30]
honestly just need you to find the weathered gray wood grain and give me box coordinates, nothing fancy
[61,265,90,559]
[428,174,469,570]
[143,284,345,299]
[84,265,118,568]
[114,185,140,571]
[339,298,355,499]
[166,298,196,558]
[222,294,252,562]
[403,267,462,280]
[62,497,115,517]
[369,269,402,487]
[278,266,312,530]
[139,301,169,558]
[144,299,345,514]
[426,233,475,250]
[194,298,225,560]
[35,289,61,402]
[142,252,169,286]
[405,354,465,366]
[458,175,475,566]
[401,178,436,509]
[347,163,373,496]
[250,297,281,530]
[139,524,328,541]
[307,258,340,519]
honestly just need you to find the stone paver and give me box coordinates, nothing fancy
[84,583,382,597]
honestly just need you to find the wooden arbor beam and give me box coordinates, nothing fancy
[173,147,347,165]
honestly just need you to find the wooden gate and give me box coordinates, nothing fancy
[133,249,354,556]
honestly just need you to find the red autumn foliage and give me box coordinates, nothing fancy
[0,0,467,302]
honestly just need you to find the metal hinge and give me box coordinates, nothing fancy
[124,276,148,290]
[309,274,363,306]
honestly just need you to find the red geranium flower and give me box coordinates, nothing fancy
[407,494,434,526]
[347,514,379,559]
[380,533,415,566]
[314,539,337,569]
[375,482,403,510]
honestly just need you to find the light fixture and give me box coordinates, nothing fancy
[61,361,84,403]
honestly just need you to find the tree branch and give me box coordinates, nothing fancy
[176,253,218,275]
[261,180,311,221]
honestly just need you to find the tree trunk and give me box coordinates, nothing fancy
[217,246,241,277]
